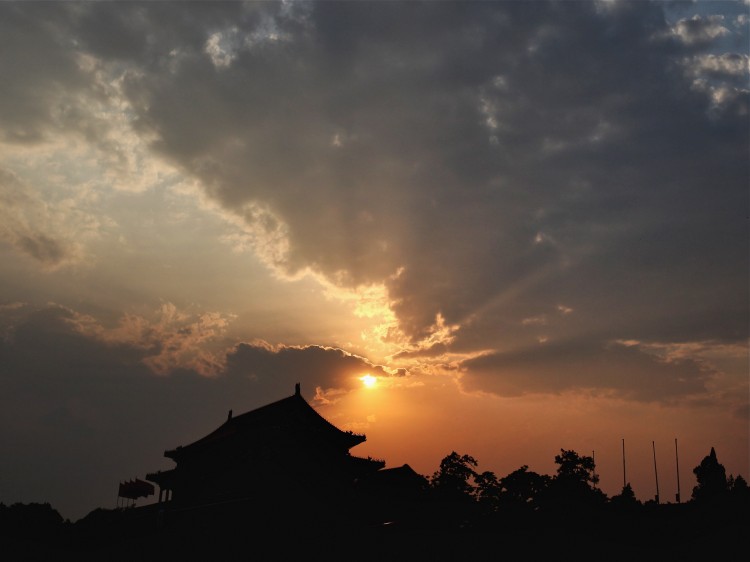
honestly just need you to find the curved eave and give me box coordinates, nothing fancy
[344,432,367,448]
[162,391,369,462]
[146,468,177,487]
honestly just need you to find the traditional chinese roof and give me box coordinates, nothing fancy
[357,464,427,489]
[145,468,176,488]
[164,385,366,463]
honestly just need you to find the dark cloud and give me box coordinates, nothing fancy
[16,234,68,265]
[461,339,713,402]
[0,168,79,268]
[226,341,395,396]
[0,3,87,143]
[69,0,744,349]
[735,402,750,420]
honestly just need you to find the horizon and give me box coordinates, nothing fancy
[0,1,747,522]
[11,384,744,521]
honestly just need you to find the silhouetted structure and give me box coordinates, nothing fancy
[356,463,428,499]
[146,384,384,507]
[117,479,154,507]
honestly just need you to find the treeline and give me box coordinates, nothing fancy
[425,446,749,514]
[1,447,748,560]
[1,447,747,531]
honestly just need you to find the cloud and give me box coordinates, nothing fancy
[687,53,750,77]
[670,15,730,45]
[735,403,750,420]
[0,302,233,378]
[679,51,750,116]
[0,3,89,143]
[75,303,234,377]
[461,339,714,402]
[521,315,548,327]
[225,341,398,397]
[0,168,83,269]
[0,1,746,405]
[77,0,743,348]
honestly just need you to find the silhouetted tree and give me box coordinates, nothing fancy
[728,474,748,493]
[474,470,502,512]
[497,465,550,510]
[726,474,750,509]
[540,449,606,509]
[692,447,727,503]
[431,452,478,500]
[554,449,599,486]
[0,502,64,539]
[609,483,641,510]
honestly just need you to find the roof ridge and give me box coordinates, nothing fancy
[164,387,366,461]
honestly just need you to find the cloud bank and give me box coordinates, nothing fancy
[1,0,746,398]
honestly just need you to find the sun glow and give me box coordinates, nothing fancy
[360,374,377,388]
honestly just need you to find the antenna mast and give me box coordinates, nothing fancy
[674,438,681,503]
[622,438,627,488]
[652,440,660,504]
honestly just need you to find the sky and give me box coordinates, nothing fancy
[0,1,747,521]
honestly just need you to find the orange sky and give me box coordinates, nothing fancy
[331,375,747,503]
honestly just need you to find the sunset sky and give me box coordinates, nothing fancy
[0,1,748,520]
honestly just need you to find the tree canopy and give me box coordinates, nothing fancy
[692,447,728,503]
[430,452,479,501]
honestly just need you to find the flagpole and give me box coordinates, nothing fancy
[675,438,681,503]
[652,440,660,504]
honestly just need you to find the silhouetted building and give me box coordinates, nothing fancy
[146,384,384,507]
[356,464,428,500]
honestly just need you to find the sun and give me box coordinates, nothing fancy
[360,374,377,388]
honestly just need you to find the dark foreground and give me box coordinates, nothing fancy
[3,498,748,561]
